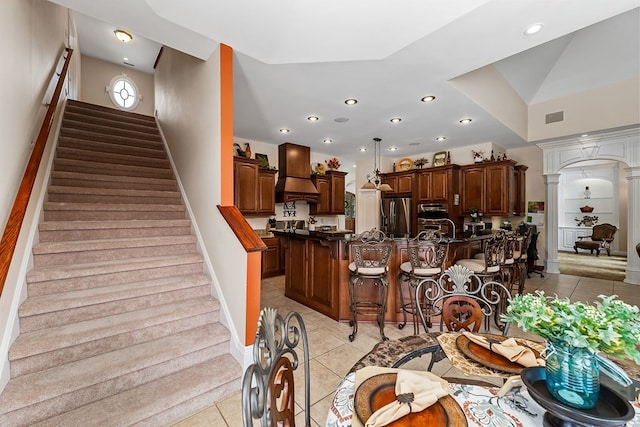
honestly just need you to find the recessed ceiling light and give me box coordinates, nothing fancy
[123,57,129,61]
[581,134,589,137]
[279,128,290,133]
[388,146,398,151]
[344,98,358,105]
[359,147,367,152]
[323,139,333,144]
[390,117,402,123]
[524,23,543,36]
[421,96,436,103]
[114,29,133,43]
[459,118,472,124]
[307,116,319,121]
[435,136,446,141]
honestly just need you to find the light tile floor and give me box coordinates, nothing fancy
[173,271,640,427]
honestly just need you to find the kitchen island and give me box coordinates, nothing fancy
[273,229,495,324]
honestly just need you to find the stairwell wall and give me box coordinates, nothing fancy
[0,0,79,392]
[153,46,248,364]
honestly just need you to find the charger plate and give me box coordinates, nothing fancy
[456,333,541,374]
[354,373,467,426]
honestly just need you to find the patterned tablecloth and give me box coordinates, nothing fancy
[326,333,640,427]
[326,370,640,427]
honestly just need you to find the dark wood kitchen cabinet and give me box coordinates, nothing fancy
[417,165,460,202]
[461,160,525,216]
[233,157,277,215]
[380,170,414,197]
[261,237,281,278]
[309,170,347,215]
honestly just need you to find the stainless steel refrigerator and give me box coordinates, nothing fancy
[380,197,411,237]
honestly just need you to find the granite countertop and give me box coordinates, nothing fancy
[271,229,354,241]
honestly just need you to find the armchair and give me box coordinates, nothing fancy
[574,223,617,256]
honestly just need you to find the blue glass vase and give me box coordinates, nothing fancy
[545,340,600,409]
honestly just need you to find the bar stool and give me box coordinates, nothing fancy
[397,230,449,334]
[455,232,504,283]
[348,229,394,342]
[513,225,533,295]
[474,231,516,291]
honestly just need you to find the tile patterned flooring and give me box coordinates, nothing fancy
[173,271,640,427]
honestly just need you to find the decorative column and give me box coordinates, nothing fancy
[625,166,640,284]
[544,174,561,274]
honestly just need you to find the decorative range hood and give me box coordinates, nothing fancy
[275,142,319,203]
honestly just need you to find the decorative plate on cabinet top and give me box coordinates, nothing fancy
[313,163,326,175]
[397,158,413,171]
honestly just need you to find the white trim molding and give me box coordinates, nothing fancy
[538,127,640,284]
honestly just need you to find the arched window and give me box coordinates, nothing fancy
[107,74,141,111]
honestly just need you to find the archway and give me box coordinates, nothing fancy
[538,128,640,285]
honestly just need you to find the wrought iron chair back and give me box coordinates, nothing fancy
[242,307,311,427]
[415,264,512,335]
[406,230,449,273]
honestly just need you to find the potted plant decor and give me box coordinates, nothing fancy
[503,291,640,409]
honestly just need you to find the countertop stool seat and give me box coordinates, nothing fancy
[457,231,505,284]
[397,230,449,334]
[348,229,394,342]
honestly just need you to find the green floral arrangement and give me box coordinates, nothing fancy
[502,291,640,363]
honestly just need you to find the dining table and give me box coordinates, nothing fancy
[325,332,640,427]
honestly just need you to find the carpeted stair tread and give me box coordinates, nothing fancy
[38,219,191,242]
[56,146,171,169]
[0,325,230,423]
[63,111,160,135]
[34,234,194,255]
[61,118,161,143]
[54,157,174,179]
[10,297,219,360]
[51,169,176,189]
[26,253,203,284]
[59,136,167,159]
[47,185,182,205]
[43,201,184,213]
[66,100,156,123]
[60,127,164,151]
[19,274,210,317]
[30,356,241,427]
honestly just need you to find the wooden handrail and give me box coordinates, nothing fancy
[0,48,73,297]
[217,205,267,252]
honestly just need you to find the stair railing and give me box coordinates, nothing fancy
[0,47,73,297]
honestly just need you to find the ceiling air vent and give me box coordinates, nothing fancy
[545,111,564,124]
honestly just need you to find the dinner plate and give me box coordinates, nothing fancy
[354,373,467,426]
[456,333,541,374]
[397,158,413,171]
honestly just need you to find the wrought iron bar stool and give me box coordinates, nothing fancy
[397,230,449,334]
[512,225,533,295]
[348,229,394,341]
[455,231,505,284]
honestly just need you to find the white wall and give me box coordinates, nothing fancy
[154,46,247,361]
[529,78,640,142]
[0,0,76,392]
[80,55,155,116]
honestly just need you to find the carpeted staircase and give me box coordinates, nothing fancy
[0,100,242,426]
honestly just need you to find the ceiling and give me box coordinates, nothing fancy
[52,0,640,166]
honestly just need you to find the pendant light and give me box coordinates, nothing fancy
[361,137,393,191]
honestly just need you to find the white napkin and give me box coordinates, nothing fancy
[365,370,449,427]
[462,332,545,367]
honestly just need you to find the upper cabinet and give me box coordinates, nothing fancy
[310,170,347,215]
[380,171,414,197]
[417,165,460,203]
[234,157,277,216]
[461,160,526,216]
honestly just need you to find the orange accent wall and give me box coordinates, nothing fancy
[219,44,261,346]
[220,44,234,206]
[245,251,261,343]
